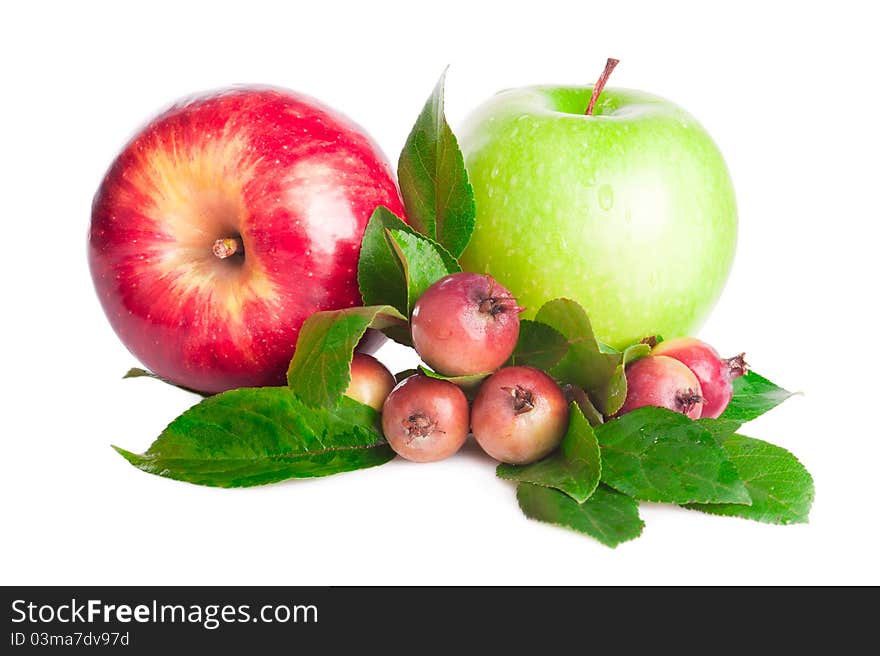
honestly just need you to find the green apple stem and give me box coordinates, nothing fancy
[213,237,243,260]
[586,58,620,116]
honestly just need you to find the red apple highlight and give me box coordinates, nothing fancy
[90,88,404,393]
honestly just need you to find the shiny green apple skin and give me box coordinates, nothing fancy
[457,86,737,349]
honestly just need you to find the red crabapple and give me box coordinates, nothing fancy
[471,366,569,464]
[381,375,470,463]
[344,353,396,412]
[410,272,523,377]
[618,355,704,419]
[652,337,747,418]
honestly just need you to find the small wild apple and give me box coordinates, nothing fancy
[381,375,470,463]
[344,354,396,412]
[618,355,704,419]
[471,366,569,464]
[410,272,522,376]
[652,337,746,418]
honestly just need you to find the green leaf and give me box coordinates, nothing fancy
[516,483,644,548]
[688,434,814,524]
[113,388,395,488]
[358,206,409,314]
[386,229,459,314]
[123,367,208,397]
[507,320,569,370]
[605,343,652,416]
[565,385,605,427]
[287,305,405,408]
[394,368,420,383]
[696,417,743,442]
[535,298,621,415]
[418,366,490,397]
[595,407,751,504]
[721,370,796,423]
[398,69,476,257]
[357,206,459,317]
[497,403,601,503]
[383,324,415,348]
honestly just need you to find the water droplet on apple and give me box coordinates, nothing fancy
[490,167,499,179]
[598,185,614,211]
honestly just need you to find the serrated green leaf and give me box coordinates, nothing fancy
[535,298,621,415]
[721,370,796,423]
[507,319,569,370]
[497,403,601,503]
[696,417,743,442]
[113,388,395,488]
[357,206,459,318]
[596,406,751,504]
[418,366,489,397]
[516,483,644,548]
[688,434,814,524]
[387,228,460,314]
[287,305,405,408]
[605,343,652,416]
[357,206,409,314]
[398,69,476,257]
[123,367,208,397]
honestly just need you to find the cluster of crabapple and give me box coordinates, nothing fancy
[344,272,747,465]
[345,272,569,464]
[618,338,747,419]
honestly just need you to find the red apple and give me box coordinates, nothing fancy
[90,87,405,393]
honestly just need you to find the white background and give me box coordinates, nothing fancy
[2,0,878,585]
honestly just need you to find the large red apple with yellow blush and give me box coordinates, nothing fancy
[90,87,404,393]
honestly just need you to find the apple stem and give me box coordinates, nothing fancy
[726,353,748,379]
[586,57,620,116]
[212,237,243,260]
[501,385,535,415]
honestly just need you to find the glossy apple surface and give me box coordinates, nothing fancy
[90,88,404,393]
[457,85,736,348]
[345,354,396,412]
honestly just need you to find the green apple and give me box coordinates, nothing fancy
[457,66,736,349]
